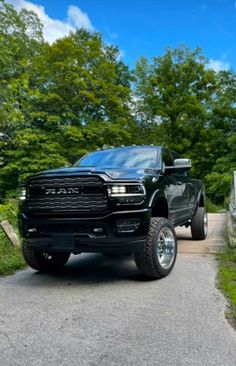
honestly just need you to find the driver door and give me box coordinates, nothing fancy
[163,149,190,225]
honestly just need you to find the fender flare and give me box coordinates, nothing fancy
[193,191,205,216]
[148,190,169,218]
[148,189,161,208]
[197,191,205,207]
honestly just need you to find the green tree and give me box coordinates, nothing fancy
[0,1,134,200]
[1,0,235,206]
[29,29,132,128]
[134,47,216,152]
[0,0,45,197]
[133,46,236,203]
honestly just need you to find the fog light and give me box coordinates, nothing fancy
[90,226,106,237]
[28,228,37,233]
[93,227,104,233]
[115,219,140,233]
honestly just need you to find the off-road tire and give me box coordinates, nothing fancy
[22,242,70,272]
[191,207,208,240]
[134,217,177,279]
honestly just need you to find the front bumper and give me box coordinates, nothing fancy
[19,209,151,254]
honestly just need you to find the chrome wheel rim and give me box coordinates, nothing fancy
[204,213,208,237]
[156,227,176,270]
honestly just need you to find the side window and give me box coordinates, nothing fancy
[163,149,174,167]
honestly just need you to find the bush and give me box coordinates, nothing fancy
[205,197,224,213]
[0,199,18,227]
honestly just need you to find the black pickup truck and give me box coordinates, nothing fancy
[18,146,207,279]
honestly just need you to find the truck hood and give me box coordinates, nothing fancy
[40,166,161,181]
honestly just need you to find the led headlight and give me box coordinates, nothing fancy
[111,186,126,194]
[107,184,145,197]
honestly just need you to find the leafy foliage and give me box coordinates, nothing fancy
[0,199,26,275]
[0,0,134,200]
[218,248,236,323]
[0,0,235,205]
[0,235,25,276]
[133,47,236,202]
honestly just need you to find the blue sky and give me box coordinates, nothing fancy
[8,0,236,72]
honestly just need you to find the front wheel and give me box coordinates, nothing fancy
[191,207,208,240]
[134,217,177,279]
[22,242,71,272]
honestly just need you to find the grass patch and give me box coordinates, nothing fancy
[218,247,236,326]
[0,199,26,276]
[0,232,26,276]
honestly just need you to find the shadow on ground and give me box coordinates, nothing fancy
[17,253,159,288]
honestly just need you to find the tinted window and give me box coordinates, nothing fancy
[75,147,161,169]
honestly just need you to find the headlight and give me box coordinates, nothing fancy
[110,186,126,195]
[107,184,145,197]
[18,186,27,201]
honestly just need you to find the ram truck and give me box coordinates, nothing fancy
[18,146,207,279]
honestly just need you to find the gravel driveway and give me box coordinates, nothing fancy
[0,213,235,366]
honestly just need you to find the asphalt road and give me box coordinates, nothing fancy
[0,213,236,366]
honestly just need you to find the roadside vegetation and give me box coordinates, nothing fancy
[0,233,25,276]
[0,200,25,275]
[205,199,225,214]
[218,247,236,326]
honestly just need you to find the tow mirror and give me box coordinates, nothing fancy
[174,158,192,169]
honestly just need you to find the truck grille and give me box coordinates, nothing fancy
[25,176,108,213]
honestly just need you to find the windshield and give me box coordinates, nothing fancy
[74,147,161,169]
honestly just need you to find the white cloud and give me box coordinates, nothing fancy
[207,59,230,72]
[7,0,95,43]
[67,5,94,31]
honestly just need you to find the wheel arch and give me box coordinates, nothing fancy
[193,191,205,217]
[198,192,205,207]
[150,194,169,219]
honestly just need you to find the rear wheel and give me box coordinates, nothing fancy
[134,217,177,279]
[22,242,70,272]
[191,207,208,240]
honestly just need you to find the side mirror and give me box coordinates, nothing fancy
[174,158,192,169]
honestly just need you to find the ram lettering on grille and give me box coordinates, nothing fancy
[26,176,108,212]
[45,187,80,195]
